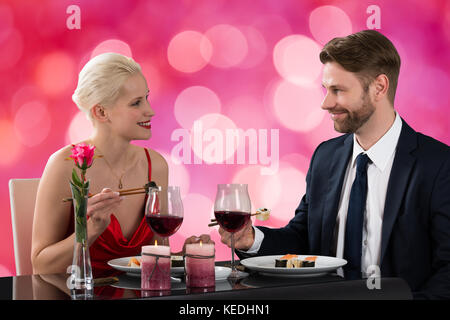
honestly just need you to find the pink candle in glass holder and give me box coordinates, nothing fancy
[141,243,171,291]
[185,242,215,288]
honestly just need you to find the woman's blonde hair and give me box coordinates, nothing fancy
[72,52,142,119]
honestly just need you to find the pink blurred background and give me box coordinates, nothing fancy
[0,0,448,277]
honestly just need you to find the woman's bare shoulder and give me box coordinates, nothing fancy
[146,148,168,169]
[36,145,77,204]
[41,144,80,185]
[46,145,74,170]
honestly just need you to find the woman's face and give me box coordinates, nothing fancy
[107,73,155,141]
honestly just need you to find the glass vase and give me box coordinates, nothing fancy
[68,181,93,298]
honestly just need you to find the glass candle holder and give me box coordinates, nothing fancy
[141,244,171,291]
[185,242,215,288]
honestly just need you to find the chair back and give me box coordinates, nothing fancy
[9,178,40,275]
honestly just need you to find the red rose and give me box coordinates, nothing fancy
[69,143,95,170]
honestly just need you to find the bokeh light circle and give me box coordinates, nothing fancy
[271,164,307,221]
[35,51,75,96]
[0,29,23,71]
[304,114,341,151]
[174,86,221,129]
[0,3,14,42]
[273,35,322,86]
[190,113,238,164]
[167,30,212,73]
[232,165,282,211]
[160,151,191,198]
[14,101,52,147]
[170,192,214,253]
[204,24,248,68]
[91,39,133,58]
[238,26,268,69]
[252,14,293,47]
[0,119,22,166]
[176,193,213,238]
[66,111,94,145]
[281,153,311,176]
[309,5,353,45]
[11,86,44,113]
[225,95,269,129]
[140,61,161,99]
[272,80,324,132]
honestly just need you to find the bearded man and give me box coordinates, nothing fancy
[218,30,450,299]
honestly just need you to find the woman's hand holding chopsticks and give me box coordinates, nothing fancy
[86,188,122,240]
[63,185,148,202]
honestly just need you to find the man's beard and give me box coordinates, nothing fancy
[332,93,375,134]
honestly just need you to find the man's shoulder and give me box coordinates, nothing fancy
[315,133,352,154]
[413,133,449,176]
[400,118,448,156]
[415,131,449,157]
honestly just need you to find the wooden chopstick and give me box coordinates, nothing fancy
[62,186,147,202]
[118,186,147,193]
[93,276,119,287]
[118,190,147,196]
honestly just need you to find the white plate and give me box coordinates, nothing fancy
[107,256,184,277]
[215,266,231,281]
[107,256,231,280]
[240,255,346,276]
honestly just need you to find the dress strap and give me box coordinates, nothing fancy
[144,148,152,181]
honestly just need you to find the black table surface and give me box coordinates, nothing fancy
[0,261,412,300]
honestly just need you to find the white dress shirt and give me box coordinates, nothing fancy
[244,112,403,277]
[334,112,402,276]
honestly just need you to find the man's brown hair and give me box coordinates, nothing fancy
[319,30,401,104]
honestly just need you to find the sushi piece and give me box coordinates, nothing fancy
[274,255,317,268]
[275,254,298,268]
[171,255,185,268]
[286,259,303,268]
[303,256,317,267]
[256,208,271,221]
[128,257,141,267]
[275,259,287,268]
[302,261,315,267]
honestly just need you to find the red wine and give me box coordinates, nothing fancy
[214,211,250,233]
[146,215,183,237]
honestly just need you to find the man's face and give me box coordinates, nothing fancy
[321,62,375,134]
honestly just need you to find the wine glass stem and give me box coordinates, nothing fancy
[230,232,237,273]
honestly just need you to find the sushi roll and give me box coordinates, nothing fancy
[275,254,298,268]
[274,255,317,268]
[171,255,184,268]
[128,257,141,267]
[303,256,317,267]
[302,261,315,267]
[275,259,287,268]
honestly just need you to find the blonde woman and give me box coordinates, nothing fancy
[32,53,175,277]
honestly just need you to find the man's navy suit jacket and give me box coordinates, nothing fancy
[253,119,449,299]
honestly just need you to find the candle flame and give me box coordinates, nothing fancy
[155,239,158,246]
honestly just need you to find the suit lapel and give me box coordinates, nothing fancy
[321,134,353,255]
[380,119,417,265]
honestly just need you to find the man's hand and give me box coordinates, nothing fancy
[181,234,214,254]
[218,220,255,251]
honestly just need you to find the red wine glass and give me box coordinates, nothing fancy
[214,184,251,279]
[145,186,183,242]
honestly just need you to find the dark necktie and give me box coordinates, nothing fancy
[343,153,370,280]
